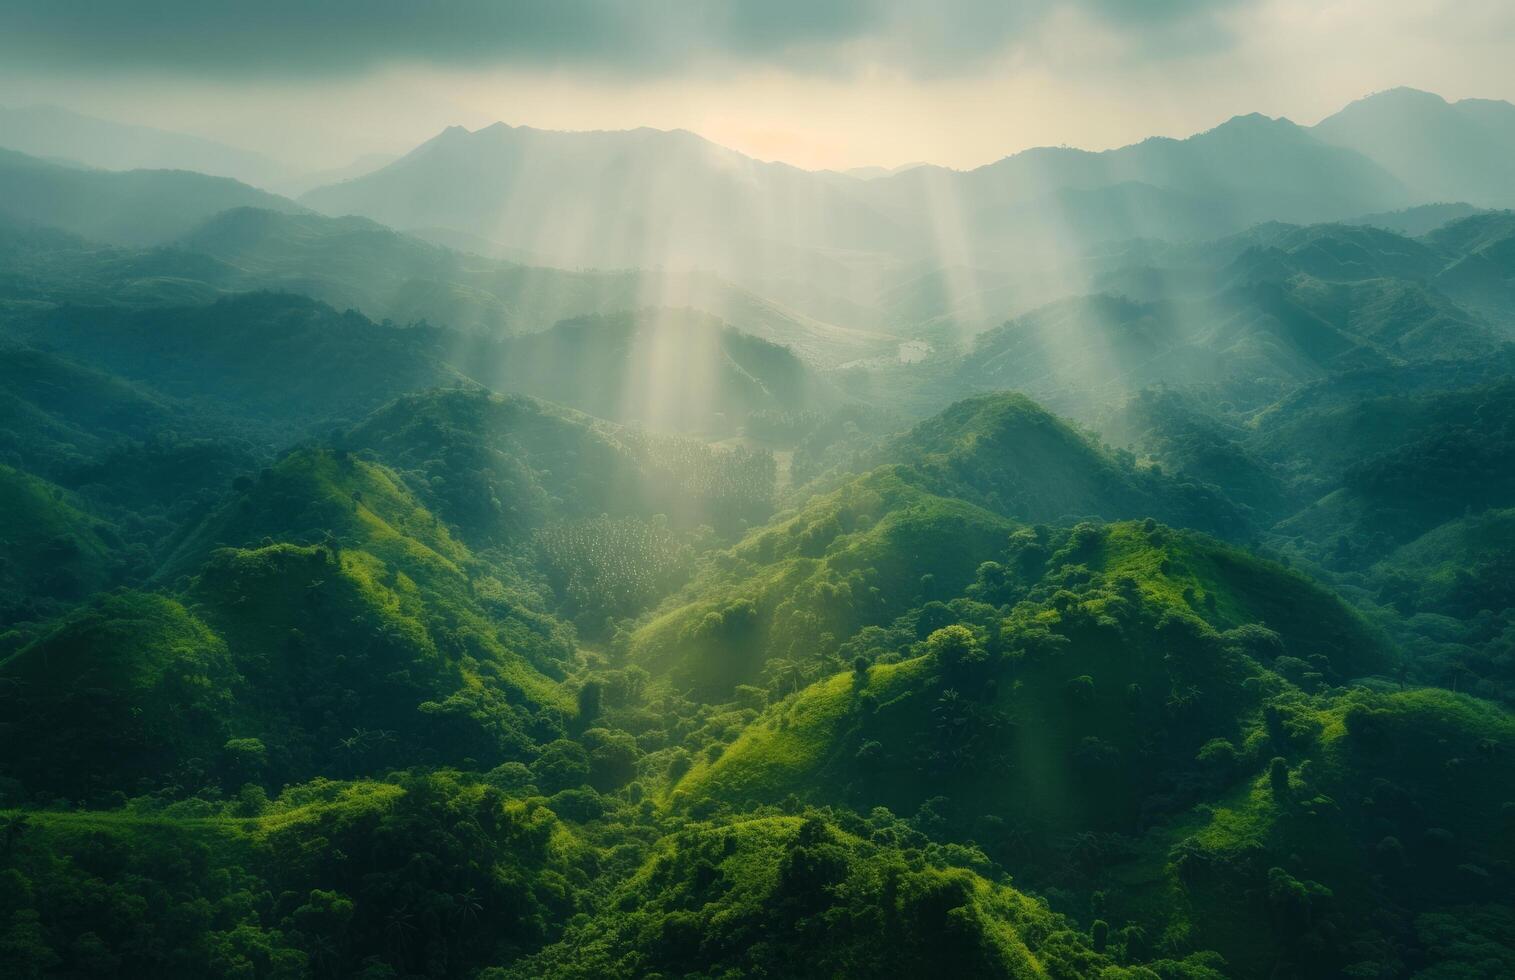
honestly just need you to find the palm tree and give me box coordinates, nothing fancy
[385,903,418,963]
[451,887,483,930]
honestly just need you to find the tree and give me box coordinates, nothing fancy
[531,739,591,793]
[926,625,986,677]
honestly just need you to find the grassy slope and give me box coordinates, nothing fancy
[662,515,1506,975]
[1091,522,1388,676]
[629,467,1016,695]
[163,448,572,709]
[884,392,1249,539]
[1,446,580,798]
[670,519,1388,807]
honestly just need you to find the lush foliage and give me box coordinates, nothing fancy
[3,164,1515,978]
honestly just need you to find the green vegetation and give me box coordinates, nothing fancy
[0,466,121,627]
[2,115,1515,977]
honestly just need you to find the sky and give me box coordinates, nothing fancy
[2,0,1514,173]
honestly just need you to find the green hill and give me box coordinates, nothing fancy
[0,591,235,797]
[346,387,777,541]
[179,206,650,336]
[957,278,1501,420]
[0,465,120,624]
[1268,379,1515,560]
[1098,387,1299,522]
[881,392,1250,538]
[673,519,1388,815]
[1371,507,1515,619]
[0,446,586,800]
[629,467,1017,696]
[625,391,1286,699]
[500,812,1221,979]
[4,97,1515,980]
[5,292,467,436]
[655,520,1515,978]
[0,346,182,478]
[0,773,588,978]
[161,445,576,691]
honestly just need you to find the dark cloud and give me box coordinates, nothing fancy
[0,0,1246,79]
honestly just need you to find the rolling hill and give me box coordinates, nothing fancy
[0,103,289,188]
[0,147,303,245]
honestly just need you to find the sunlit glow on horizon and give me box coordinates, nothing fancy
[3,0,1513,175]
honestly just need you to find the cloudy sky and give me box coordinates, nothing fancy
[2,0,1513,172]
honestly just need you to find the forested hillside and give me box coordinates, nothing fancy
[3,84,1515,980]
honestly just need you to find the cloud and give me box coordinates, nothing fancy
[0,0,1249,80]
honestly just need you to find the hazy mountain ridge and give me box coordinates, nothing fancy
[1313,87,1515,207]
[0,104,290,188]
[298,91,1508,281]
[0,146,304,245]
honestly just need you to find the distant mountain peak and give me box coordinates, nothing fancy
[1353,86,1450,107]
[1204,112,1301,136]
[1314,86,1515,206]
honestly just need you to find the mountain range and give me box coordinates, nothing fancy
[2,87,1515,979]
[295,88,1515,282]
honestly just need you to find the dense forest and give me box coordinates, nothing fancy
[4,80,1515,979]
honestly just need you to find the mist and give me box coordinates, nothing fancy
[3,4,1515,979]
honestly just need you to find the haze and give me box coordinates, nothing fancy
[7,4,1515,978]
[2,0,1513,173]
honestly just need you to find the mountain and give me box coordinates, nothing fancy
[178,206,645,335]
[627,392,1252,697]
[345,388,778,542]
[179,207,890,362]
[4,452,574,799]
[1425,211,1515,318]
[659,514,1513,980]
[300,111,1412,284]
[288,93,1515,345]
[0,104,289,188]
[0,147,303,245]
[878,392,1248,536]
[473,309,837,434]
[867,112,1411,244]
[0,240,842,438]
[289,101,1442,346]
[953,279,1499,418]
[300,123,912,276]
[1344,202,1489,237]
[1314,88,1515,207]
[0,205,885,366]
[8,90,1515,980]
[1,292,466,435]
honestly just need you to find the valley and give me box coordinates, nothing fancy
[2,81,1515,979]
